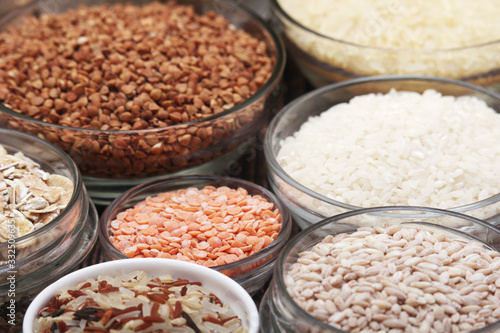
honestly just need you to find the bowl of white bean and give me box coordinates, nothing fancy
[260,206,500,333]
[264,75,500,229]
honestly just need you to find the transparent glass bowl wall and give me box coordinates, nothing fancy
[0,129,98,332]
[260,206,500,333]
[0,0,285,205]
[98,175,292,296]
[264,76,500,230]
[271,0,500,88]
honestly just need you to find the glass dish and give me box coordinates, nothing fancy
[264,76,500,230]
[271,0,500,88]
[98,175,292,296]
[0,129,98,332]
[0,0,285,205]
[260,206,500,333]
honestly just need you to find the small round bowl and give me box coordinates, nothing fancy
[265,76,500,230]
[271,0,500,88]
[23,258,259,333]
[0,0,285,205]
[0,128,98,332]
[260,206,500,333]
[98,175,292,296]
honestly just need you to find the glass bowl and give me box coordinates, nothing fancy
[0,0,285,205]
[23,258,259,333]
[260,206,500,333]
[98,175,292,296]
[264,76,500,230]
[271,0,500,88]
[0,128,98,332]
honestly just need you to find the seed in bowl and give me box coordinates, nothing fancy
[109,186,282,266]
[286,225,500,332]
[277,0,500,79]
[0,2,272,130]
[0,144,73,242]
[0,1,275,179]
[277,89,500,216]
[35,270,247,333]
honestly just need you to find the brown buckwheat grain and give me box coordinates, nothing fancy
[0,1,275,178]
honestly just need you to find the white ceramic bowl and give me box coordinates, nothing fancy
[23,258,259,333]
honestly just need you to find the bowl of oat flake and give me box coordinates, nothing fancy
[0,0,285,205]
[0,128,98,332]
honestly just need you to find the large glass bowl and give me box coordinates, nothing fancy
[260,206,500,333]
[98,175,292,296]
[271,0,500,88]
[0,128,98,332]
[264,76,500,230]
[0,0,285,205]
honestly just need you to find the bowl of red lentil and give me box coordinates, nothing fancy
[0,0,285,205]
[24,258,260,333]
[260,206,500,333]
[98,175,292,295]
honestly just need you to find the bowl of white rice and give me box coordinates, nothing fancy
[264,75,500,229]
[271,0,500,88]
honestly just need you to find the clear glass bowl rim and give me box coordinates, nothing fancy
[271,0,500,53]
[0,0,286,134]
[272,205,500,333]
[98,174,292,272]
[0,128,83,245]
[264,74,500,214]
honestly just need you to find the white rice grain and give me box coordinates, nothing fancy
[278,89,500,218]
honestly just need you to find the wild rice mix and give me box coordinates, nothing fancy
[35,271,247,333]
[286,225,500,332]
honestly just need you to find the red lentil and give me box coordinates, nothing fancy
[109,186,282,266]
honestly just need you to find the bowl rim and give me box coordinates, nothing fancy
[98,174,292,270]
[22,258,260,333]
[0,0,286,134]
[264,74,500,215]
[272,205,500,333]
[271,0,500,53]
[0,128,83,244]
